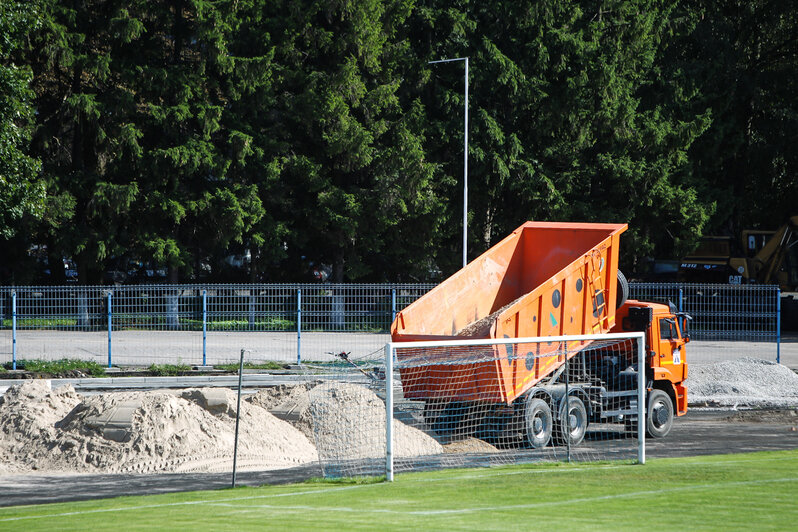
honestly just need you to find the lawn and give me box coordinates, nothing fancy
[1,451,796,531]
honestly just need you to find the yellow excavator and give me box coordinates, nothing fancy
[679,216,798,290]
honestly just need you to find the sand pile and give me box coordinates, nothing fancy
[308,382,443,459]
[0,381,82,473]
[249,382,443,460]
[0,381,317,475]
[688,358,798,408]
[0,379,441,476]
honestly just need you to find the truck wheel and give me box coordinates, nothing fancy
[647,390,674,438]
[524,397,553,448]
[555,396,588,446]
[616,270,629,308]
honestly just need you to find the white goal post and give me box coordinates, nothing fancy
[384,332,646,481]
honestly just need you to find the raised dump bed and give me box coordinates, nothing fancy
[391,221,628,405]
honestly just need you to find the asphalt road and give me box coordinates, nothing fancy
[2,330,796,369]
[1,409,796,508]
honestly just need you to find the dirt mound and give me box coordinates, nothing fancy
[688,358,798,408]
[0,382,317,474]
[307,382,443,460]
[0,381,82,474]
[249,383,313,411]
[1,380,447,477]
[251,382,443,459]
[722,409,798,424]
[443,437,499,454]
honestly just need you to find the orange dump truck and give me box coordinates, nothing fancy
[390,221,689,447]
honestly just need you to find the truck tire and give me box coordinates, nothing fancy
[647,389,674,438]
[554,396,588,446]
[524,397,553,448]
[616,270,629,309]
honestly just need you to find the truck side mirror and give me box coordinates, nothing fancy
[677,313,692,341]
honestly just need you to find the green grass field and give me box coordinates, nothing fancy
[1,451,796,531]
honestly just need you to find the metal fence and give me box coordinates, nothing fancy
[0,284,434,368]
[0,282,783,368]
[629,283,781,364]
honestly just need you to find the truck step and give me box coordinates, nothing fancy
[603,390,637,398]
[602,408,639,417]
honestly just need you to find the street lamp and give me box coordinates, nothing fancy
[429,56,469,268]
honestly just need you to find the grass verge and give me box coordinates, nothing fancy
[0,451,795,530]
[2,358,106,376]
[213,362,286,371]
[146,363,192,376]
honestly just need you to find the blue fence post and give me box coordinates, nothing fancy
[107,291,112,368]
[391,288,397,324]
[678,288,684,313]
[297,288,302,365]
[776,287,781,364]
[11,291,17,371]
[202,289,208,366]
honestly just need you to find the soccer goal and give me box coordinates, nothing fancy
[303,332,646,480]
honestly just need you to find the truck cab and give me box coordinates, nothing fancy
[613,300,690,436]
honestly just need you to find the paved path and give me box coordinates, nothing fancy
[0,330,388,366]
[2,330,796,368]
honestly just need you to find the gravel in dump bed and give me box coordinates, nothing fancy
[688,357,798,408]
[457,295,526,337]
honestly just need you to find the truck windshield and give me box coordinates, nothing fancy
[660,318,679,340]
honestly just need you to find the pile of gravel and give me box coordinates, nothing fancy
[688,357,798,408]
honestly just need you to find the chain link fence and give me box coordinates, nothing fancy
[0,282,782,368]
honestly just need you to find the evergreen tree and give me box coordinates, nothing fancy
[679,0,798,234]
[0,1,46,282]
[253,0,441,282]
[413,0,713,272]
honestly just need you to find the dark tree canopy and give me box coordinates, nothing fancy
[0,0,795,284]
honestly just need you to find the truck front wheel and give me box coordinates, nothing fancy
[524,397,553,448]
[647,390,674,438]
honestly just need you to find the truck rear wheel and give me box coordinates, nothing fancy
[554,396,588,446]
[616,270,629,308]
[524,397,553,448]
[647,389,674,438]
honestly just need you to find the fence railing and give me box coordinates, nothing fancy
[0,284,435,368]
[0,282,782,368]
[628,283,781,363]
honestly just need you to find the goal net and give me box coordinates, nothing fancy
[303,333,646,479]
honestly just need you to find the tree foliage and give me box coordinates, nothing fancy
[0,1,44,240]
[1,0,795,283]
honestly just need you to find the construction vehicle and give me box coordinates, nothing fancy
[390,221,690,447]
[679,216,798,289]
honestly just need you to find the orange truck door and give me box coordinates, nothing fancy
[656,317,684,370]
[654,316,688,414]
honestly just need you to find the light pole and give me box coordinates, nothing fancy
[429,56,469,268]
